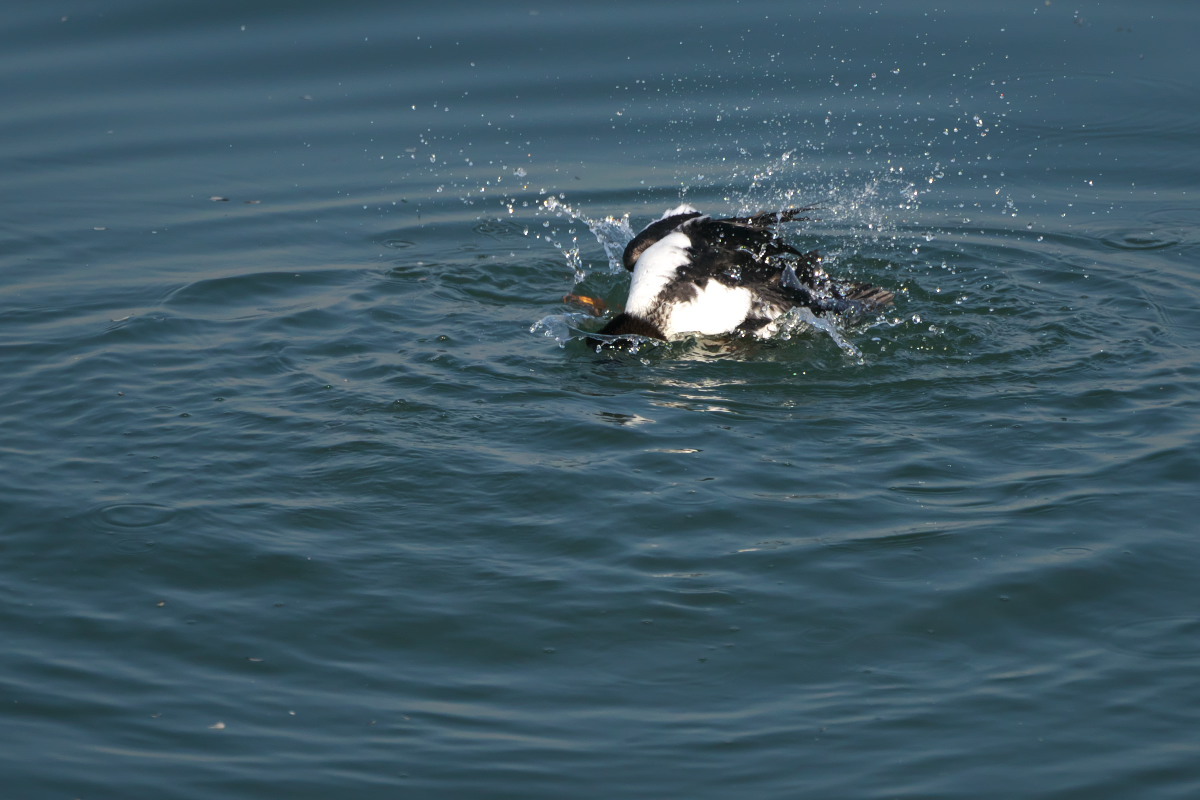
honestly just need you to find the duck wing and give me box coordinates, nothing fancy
[717,207,817,228]
[779,265,895,314]
[622,207,818,272]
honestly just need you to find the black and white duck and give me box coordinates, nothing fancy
[590,204,893,346]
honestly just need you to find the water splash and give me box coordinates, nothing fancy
[775,306,864,362]
[530,312,590,347]
[542,196,634,278]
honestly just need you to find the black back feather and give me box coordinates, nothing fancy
[620,207,816,271]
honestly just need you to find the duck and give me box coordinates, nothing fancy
[589,204,893,347]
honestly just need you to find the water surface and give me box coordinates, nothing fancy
[3,1,1199,798]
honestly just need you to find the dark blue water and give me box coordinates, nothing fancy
[4,1,1200,798]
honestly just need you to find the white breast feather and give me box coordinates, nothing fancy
[662,280,754,336]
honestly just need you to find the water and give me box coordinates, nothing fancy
[3,1,1199,798]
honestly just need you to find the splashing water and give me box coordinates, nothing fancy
[542,196,634,277]
[588,215,636,272]
[529,312,595,347]
[775,306,864,362]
